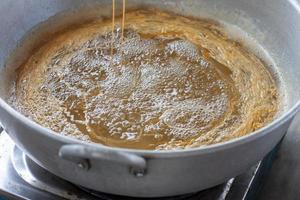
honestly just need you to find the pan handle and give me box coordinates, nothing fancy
[59,144,147,177]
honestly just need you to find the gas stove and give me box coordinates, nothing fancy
[0,128,280,200]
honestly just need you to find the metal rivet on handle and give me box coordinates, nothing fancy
[77,160,90,171]
[131,168,146,177]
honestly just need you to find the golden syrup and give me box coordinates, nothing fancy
[110,0,115,58]
[121,0,126,42]
[12,10,279,150]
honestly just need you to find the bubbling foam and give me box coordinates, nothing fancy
[12,10,279,150]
